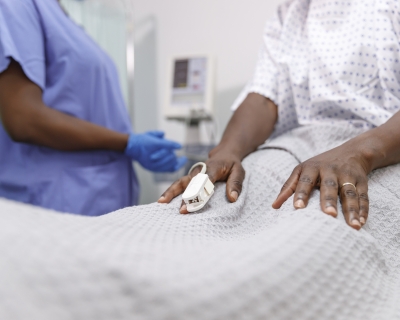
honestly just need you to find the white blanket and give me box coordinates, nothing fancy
[1,123,399,320]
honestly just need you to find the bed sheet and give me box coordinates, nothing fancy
[0,123,399,320]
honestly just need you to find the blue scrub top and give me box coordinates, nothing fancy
[0,0,139,215]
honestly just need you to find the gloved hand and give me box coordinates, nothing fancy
[124,131,187,172]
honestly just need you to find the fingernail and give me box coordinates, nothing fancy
[352,219,361,228]
[359,217,366,225]
[230,191,238,202]
[325,206,337,216]
[180,204,187,214]
[294,199,305,209]
[158,196,165,203]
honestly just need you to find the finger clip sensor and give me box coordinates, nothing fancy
[182,162,214,212]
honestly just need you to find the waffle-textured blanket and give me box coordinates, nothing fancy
[1,123,399,320]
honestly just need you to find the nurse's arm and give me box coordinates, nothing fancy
[0,60,128,152]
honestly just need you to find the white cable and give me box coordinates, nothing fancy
[188,162,207,175]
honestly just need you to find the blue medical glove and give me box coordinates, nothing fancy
[146,130,165,139]
[124,131,187,172]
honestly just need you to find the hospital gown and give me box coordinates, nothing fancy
[233,0,400,138]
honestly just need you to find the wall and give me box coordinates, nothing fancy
[61,0,129,105]
[132,0,285,204]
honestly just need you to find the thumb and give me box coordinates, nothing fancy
[225,163,245,203]
[146,130,165,138]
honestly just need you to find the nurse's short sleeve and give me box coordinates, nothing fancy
[0,0,45,89]
[231,9,283,111]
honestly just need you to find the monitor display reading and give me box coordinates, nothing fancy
[173,59,189,88]
[171,57,207,109]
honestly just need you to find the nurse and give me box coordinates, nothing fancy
[0,0,186,216]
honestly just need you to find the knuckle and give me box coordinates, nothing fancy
[359,192,369,202]
[360,205,369,213]
[343,169,352,176]
[347,206,359,213]
[297,189,309,197]
[344,189,357,198]
[294,164,302,172]
[354,175,364,182]
[205,159,219,170]
[231,179,243,189]
[324,195,336,202]
[211,162,230,178]
[281,183,295,193]
[327,163,339,171]
[216,163,230,176]
[299,176,314,185]
[340,165,354,176]
[323,179,338,188]
[292,165,302,176]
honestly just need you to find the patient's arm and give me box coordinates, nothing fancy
[273,110,400,230]
[158,93,278,213]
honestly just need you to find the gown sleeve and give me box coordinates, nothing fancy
[231,6,284,111]
[0,0,45,90]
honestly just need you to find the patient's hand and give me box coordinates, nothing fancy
[272,139,372,230]
[157,148,245,214]
[157,94,278,214]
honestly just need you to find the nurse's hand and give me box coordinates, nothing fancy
[158,146,245,214]
[272,138,372,230]
[125,131,187,172]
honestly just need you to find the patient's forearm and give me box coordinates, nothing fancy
[210,93,278,160]
[353,110,400,172]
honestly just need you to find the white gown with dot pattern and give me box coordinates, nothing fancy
[233,0,400,139]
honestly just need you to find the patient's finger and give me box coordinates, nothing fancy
[158,164,203,204]
[319,172,339,217]
[158,175,192,203]
[205,160,233,184]
[293,167,319,209]
[179,200,189,214]
[272,165,301,209]
[225,163,245,202]
[339,179,361,230]
[356,181,369,226]
[179,161,238,213]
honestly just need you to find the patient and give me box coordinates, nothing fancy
[159,0,400,230]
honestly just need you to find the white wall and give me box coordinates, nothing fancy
[132,0,285,204]
[61,0,129,105]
